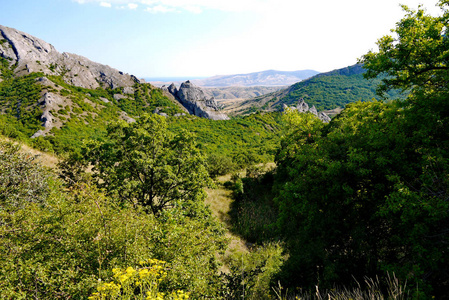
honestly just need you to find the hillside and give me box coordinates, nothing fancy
[232,64,404,115]
[0,25,236,149]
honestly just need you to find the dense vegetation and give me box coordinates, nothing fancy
[229,3,449,298]
[1,2,449,299]
[168,112,282,169]
[277,65,404,110]
[243,64,405,115]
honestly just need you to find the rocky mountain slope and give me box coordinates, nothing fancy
[0,24,229,128]
[0,25,139,89]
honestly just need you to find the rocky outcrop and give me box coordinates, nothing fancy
[283,98,331,123]
[0,25,139,89]
[163,81,229,120]
[30,90,67,138]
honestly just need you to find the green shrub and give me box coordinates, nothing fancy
[0,142,227,299]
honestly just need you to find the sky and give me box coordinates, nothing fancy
[0,0,443,78]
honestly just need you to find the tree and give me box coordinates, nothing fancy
[83,114,211,215]
[272,3,449,296]
[360,2,449,95]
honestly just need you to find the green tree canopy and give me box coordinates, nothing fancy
[360,2,449,95]
[272,2,449,296]
[82,114,211,215]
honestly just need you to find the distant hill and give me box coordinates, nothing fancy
[149,69,319,88]
[229,64,404,116]
[202,86,283,100]
[192,69,319,87]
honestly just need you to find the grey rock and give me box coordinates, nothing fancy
[100,97,110,103]
[31,130,44,139]
[167,83,178,96]
[119,111,136,123]
[283,98,331,123]
[153,107,168,117]
[296,98,309,112]
[41,110,53,128]
[0,25,138,90]
[123,87,134,95]
[113,94,126,101]
[318,112,331,123]
[166,80,229,120]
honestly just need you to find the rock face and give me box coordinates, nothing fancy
[163,81,229,120]
[283,98,332,123]
[0,25,139,89]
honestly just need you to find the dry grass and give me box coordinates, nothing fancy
[0,137,59,169]
[205,173,252,273]
[273,273,410,300]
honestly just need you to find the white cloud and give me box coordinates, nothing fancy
[72,0,443,15]
[100,1,112,7]
[72,0,275,13]
[145,5,175,13]
[184,5,202,14]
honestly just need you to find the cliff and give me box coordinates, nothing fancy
[163,81,229,120]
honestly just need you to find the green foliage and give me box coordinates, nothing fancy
[80,113,211,215]
[360,2,449,96]
[246,65,404,113]
[273,97,449,296]
[116,83,184,117]
[228,166,278,244]
[222,243,286,300]
[0,142,226,299]
[0,56,14,80]
[0,72,44,137]
[0,141,50,210]
[206,153,237,178]
[169,112,282,169]
[0,115,30,140]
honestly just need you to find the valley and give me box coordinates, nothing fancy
[1,2,449,297]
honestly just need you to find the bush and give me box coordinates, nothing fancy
[206,154,236,178]
[0,141,50,211]
[0,142,227,298]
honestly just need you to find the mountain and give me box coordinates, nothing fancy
[149,69,319,88]
[0,24,229,138]
[231,64,404,116]
[192,70,319,87]
[0,25,139,89]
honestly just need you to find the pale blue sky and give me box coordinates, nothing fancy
[0,0,441,78]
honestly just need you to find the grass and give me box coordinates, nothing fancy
[205,174,250,273]
[0,136,59,169]
[273,273,411,300]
